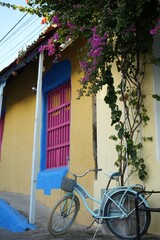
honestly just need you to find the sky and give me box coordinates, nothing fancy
[0,0,48,71]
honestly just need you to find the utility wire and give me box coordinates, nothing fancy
[0,5,48,71]
[0,16,40,49]
[0,13,28,43]
[0,15,36,45]
[0,24,48,65]
[0,2,37,43]
[0,19,45,61]
[0,25,45,63]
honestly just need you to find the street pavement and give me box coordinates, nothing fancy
[0,225,160,240]
[0,191,160,240]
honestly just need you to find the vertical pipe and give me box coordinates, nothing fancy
[121,74,129,186]
[0,82,6,117]
[29,51,44,224]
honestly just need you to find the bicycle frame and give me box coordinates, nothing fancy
[47,167,151,240]
[66,182,148,220]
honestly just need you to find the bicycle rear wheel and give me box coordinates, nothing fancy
[48,195,80,236]
[104,190,151,239]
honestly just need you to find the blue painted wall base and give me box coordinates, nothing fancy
[0,198,36,232]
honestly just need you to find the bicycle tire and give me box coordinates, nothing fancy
[47,195,80,236]
[104,190,151,239]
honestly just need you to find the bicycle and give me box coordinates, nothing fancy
[47,168,151,239]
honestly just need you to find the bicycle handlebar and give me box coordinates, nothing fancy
[68,168,102,178]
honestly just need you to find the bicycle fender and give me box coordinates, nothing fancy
[102,187,149,213]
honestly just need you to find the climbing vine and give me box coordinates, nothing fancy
[0,0,160,184]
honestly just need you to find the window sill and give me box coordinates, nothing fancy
[36,166,68,195]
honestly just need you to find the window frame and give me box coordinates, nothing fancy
[40,60,71,171]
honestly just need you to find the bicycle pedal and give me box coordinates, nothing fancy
[83,226,90,230]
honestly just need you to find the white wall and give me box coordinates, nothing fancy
[153,35,160,162]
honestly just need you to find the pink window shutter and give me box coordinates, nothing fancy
[46,83,71,168]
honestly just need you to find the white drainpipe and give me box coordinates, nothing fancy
[0,82,6,117]
[29,51,44,224]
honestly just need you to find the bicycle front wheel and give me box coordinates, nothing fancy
[104,190,151,239]
[47,195,80,236]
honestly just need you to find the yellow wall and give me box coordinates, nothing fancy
[69,45,95,224]
[0,62,37,194]
[0,42,95,226]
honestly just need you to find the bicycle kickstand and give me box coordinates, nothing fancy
[83,218,102,239]
[92,223,101,239]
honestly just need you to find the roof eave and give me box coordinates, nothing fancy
[0,26,56,83]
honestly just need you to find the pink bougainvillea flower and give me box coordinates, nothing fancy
[38,45,46,52]
[46,44,56,56]
[52,16,61,28]
[150,25,160,35]
[150,19,160,35]
[80,26,86,32]
[150,29,157,35]
[81,76,89,82]
[67,22,76,30]
[66,35,71,41]
[73,4,81,9]
[79,61,89,69]
[79,28,108,83]
[53,33,59,41]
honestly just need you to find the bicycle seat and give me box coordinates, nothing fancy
[104,171,121,180]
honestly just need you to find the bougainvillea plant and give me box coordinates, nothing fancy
[0,0,160,185]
